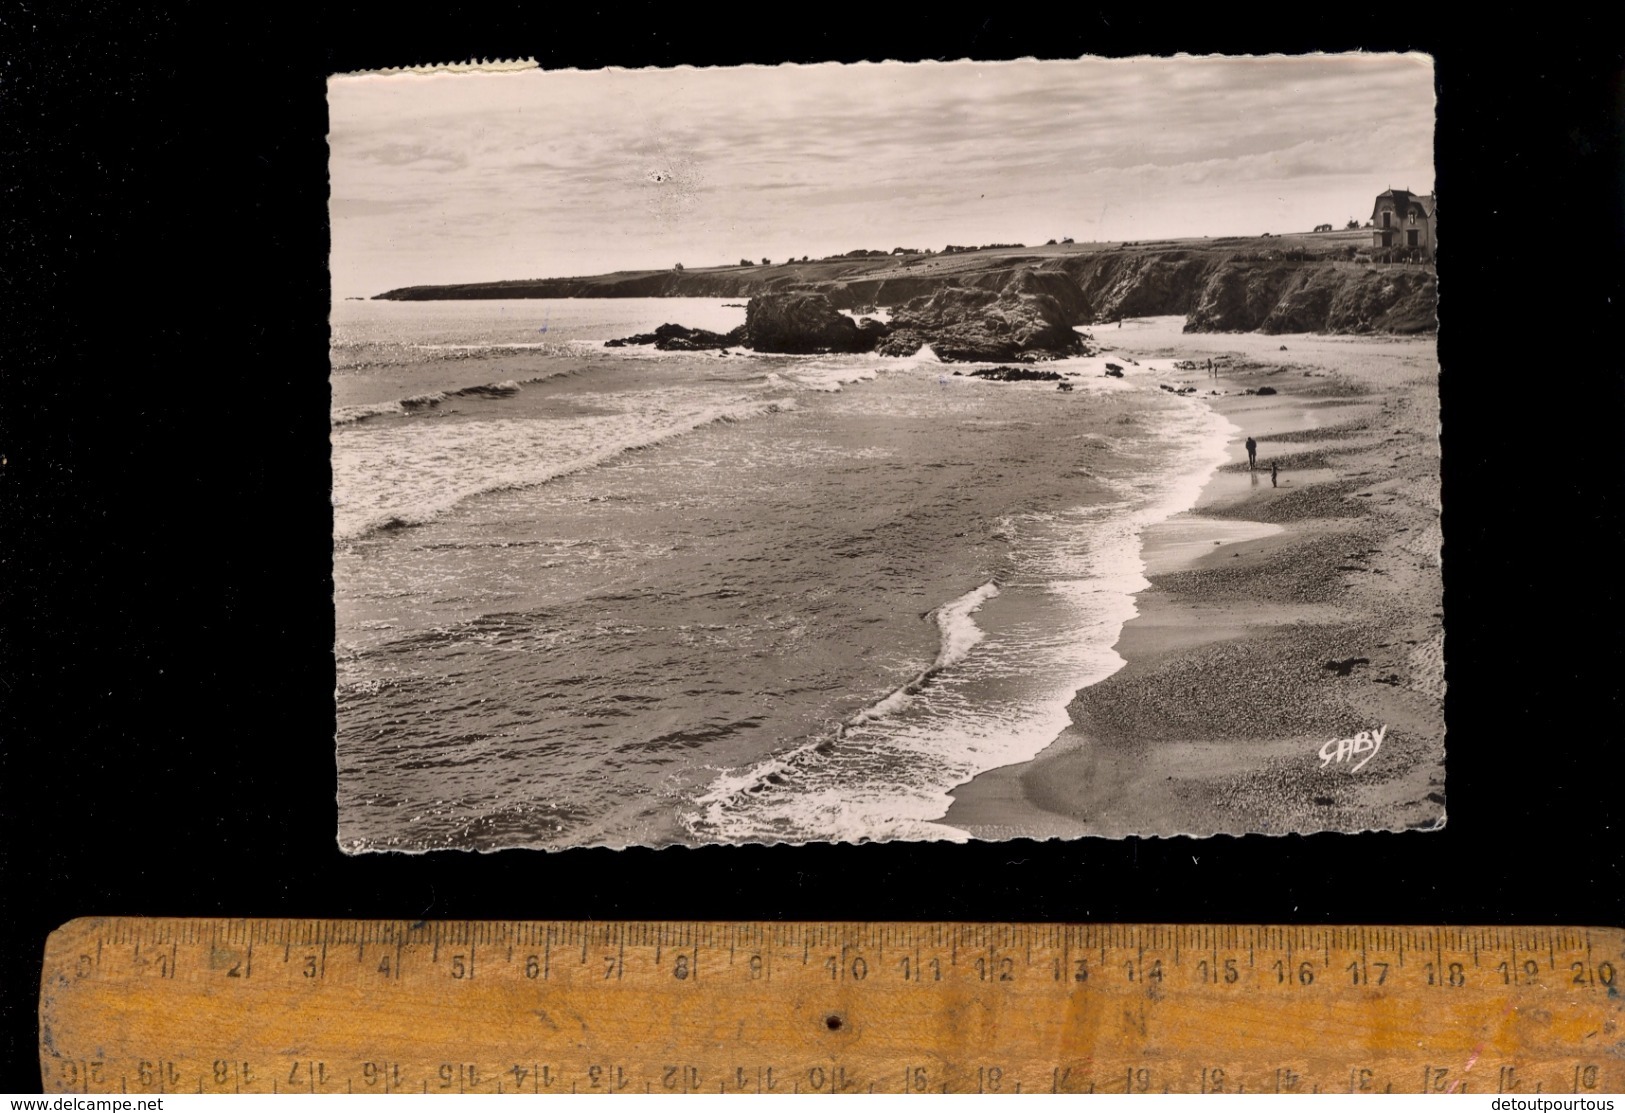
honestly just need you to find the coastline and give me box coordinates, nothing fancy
[943,318,1445,839]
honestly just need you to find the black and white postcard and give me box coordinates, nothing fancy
[329,56,1442,851]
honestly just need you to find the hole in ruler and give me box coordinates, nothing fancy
[825,1015,843,1031]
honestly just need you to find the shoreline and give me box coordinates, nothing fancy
[942,318,1445,840]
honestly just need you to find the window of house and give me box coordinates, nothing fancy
[1407,230,1419,246]
[1382,211,1391,228]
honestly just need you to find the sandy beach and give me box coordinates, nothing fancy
[945,316,1444,839]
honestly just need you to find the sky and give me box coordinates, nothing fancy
[328,55,1436,297]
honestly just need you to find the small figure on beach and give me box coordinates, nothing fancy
[1206,357,1214,378]
[1270,461,1278,487]
[1245,436,1258,470]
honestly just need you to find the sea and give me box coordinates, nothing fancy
[331,298,1233,852]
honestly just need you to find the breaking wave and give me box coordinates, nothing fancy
[335,397,799,542]
[330,374,567,426]
[684,580,1000,826]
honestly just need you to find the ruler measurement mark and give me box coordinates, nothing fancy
[37,920,1625,1095]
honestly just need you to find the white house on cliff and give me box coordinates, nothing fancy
[1371,188,1435,258]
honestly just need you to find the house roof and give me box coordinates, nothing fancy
[1372,189,1435,220]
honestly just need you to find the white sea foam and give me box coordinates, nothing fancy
[329,373,573,427]
[687,580,1002,834]
[778,360,882,393]
[332,394,798,541]
[331,398,426,426]
[845,580,1000,726]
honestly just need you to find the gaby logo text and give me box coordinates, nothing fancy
[1319,725,1387,772]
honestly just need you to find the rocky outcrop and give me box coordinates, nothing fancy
[877,279,1091,362]
[744,293,875,354]
[604,322,746,350]
[982,267,1092,324]
[821,275,948,311]
[968,366,1063,382]
[855,317,889,348]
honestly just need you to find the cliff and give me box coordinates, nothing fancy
[1047,249,1436,334]
[374,235,1436,336]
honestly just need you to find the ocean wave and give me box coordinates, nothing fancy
[334,397,799,542]
[779,362,882,393]
[330,338,580,373]
[844,581,999,727]
[685,579,1000,828]
[330,373,566,426]
[409,342,559,351]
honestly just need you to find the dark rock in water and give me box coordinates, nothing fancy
[1104,367,1124,378]
[951,370,963,376]
[855,317,889,347]
[1279,344,1288,350]
[656,322,747,351]
[883,270,1093,362]
[1105,362,1123,372]
[1056,382,1074,392]
[1255,386,1278,396]
[1322,656,1370,677]
[968,365,1063,382]
[604,322,746,351]
[746,293,878,353]
[876,328,928,357]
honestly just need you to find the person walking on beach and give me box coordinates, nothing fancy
[1270,461,1278,487]
[1207,357,1214,378]
[1245,436,1258,470]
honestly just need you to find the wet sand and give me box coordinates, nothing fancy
[945,318,1445,839]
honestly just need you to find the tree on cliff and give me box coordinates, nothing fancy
[673,262,684,271]
[761,257,771,266]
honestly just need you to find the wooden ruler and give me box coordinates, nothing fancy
[37,919,1624,1095]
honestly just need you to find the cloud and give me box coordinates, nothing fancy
[328,55,1436,293]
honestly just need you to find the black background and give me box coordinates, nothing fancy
[5,6,1623,1092]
